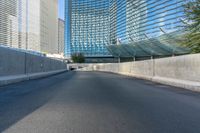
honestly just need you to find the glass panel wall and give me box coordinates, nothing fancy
[66,0,110,57]
[110,0,189,44]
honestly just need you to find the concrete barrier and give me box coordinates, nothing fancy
[0,47,26,76]
[0,69,67,86]
[91,54,200,92]
[0,46,67,86]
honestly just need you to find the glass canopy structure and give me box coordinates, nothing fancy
[107,30,190,58]
[65,0,190,58]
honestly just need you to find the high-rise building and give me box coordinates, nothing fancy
[110,0,186,43]
[26,0,41,51]
[126,0,147,42]
[0,0,58,54]
[40,0,58,54]
[0,0,18,48]
[58,18,65,55]
[109,0,127,44]
[65,0,110,57]
[65,0,188,57]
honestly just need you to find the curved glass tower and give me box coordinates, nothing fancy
[65,0,188,58]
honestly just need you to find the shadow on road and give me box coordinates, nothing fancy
[0,72,75,132]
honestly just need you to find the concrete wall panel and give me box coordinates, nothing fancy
[131,60,154,77]
[0,47,67,76]
[91,54,200,91]
[0,47,25,76]
[155,54,200,82]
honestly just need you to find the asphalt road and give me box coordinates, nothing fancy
[0,71,200,133]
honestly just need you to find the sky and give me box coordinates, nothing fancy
[58,0,65,20]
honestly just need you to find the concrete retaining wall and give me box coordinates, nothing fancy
[0,47,26,76]
[154,54,200,82]
[92,54,200,92]
[0,47,67,86]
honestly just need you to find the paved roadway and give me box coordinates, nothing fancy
[0,71,200,133]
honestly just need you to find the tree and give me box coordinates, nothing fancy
[71,53,85,63]
[182,0,200,53]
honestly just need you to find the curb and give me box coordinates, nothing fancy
[94,70,200,92]
[0,69,67,86]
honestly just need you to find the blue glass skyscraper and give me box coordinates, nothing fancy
[65,0,110,57]
[65,0,188,58]
[64,0,72,57]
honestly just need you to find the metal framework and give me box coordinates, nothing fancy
[107,30,190,58]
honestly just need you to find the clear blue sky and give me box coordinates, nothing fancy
[58,0,65,20]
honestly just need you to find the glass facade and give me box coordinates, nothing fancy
[65,0,72,57]
[0,0,20,48]
[111,0,188,43]
[65,0,189,57]
[0,0,58,54]
[65,0,110,57]
[58,18,65,55]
